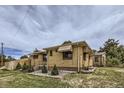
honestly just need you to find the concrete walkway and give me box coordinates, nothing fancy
[29,70,75,79]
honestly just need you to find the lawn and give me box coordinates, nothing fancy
[0,67,124,88]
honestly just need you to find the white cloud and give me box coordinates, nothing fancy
[0,5,124,55]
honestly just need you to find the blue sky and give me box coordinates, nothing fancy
[0,5,124,58]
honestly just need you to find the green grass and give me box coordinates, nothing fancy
[0,67,124,88]
[63,67,124,88]
[0,70,70,88]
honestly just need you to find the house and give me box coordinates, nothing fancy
[43,41,94,72]
[30,50,47,70]
[94,52,106,67]
[4,58,30,70]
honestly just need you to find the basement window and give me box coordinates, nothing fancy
[63,51,72,60]
[43,54,47,62]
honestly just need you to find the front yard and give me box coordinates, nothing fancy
[0,67,124,88]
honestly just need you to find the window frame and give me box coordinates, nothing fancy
[83,53,87,61]
[33,55,38,59]
[63,51,73,60]
[43,54,47,62]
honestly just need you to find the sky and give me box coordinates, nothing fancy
[0,5,124,58]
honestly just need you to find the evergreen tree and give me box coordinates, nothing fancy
[99,38,124,66]
[16,63,22,70]
[22,62,29,71]
[20,55,28,59]
[51,65,59,75]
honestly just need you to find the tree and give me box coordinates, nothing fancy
[22,62,29,71]
[51,65,59,75]
[16,63,22,70]
[99,38,119,57]
[20,55,28,59]
[7,56,16,61]
[62,40,72,45]
[33,48,39,52]
[0,55,15,62]
[117,45,124,64]
[99,38,124,66]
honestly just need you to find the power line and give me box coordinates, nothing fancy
[0,42,4,66]
[6,6,32,55]
[14,6,31,37]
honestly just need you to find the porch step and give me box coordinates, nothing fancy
[81,67,96,73]
[0,66,6,70]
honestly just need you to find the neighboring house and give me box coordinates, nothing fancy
[5,58,30,70]
[43,41,94,72]
[30,50,47,70]
[94,52,106,67]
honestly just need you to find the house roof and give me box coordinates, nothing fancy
[30,49,46,56]
[95,52,106,56]
[43,41,91,50]
[58,45,72,52]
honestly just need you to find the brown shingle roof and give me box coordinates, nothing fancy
[43,41,91,50]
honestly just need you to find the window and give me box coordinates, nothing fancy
[95,56,99,62]
[83,53,86,61]
[43,54,47,62]
[89,55,90,60]
[63,51,72,60]
[50,50,53,56]
[56,49,57,52]
[33,55,38,59]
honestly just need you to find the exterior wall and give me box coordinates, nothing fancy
[5,58,30,70]
[94,53,106,67]
[30,54,47,70]
[89,55,93,67]
[47,49,74,68]
[47,46,85,69]
[47,46,93,71]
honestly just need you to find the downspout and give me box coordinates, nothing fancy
[46,51,48,71]
[77,43,80,72]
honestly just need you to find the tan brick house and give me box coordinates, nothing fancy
[94,52,106,67]
[30,50,47,70]
[43,41,94,72]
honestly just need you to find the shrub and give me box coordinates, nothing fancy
[42,65,48,73]
[51,65,59,75]
[28,66,34,72]
[20,55,28,59]
[107,57,120,67]
[22,62,29,71]
[16,63,22,70]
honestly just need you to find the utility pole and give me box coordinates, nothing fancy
[1,42,4,66]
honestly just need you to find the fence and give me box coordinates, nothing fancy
[5,58,30,70]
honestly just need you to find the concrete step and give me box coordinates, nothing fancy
[0,66,6,70]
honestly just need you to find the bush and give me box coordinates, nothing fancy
[42,65,48,73]
[28,66,34,72]
[51,65,59,75]
[22,62,29,71]
[16,63,22,70]
[20,55,28,59]
[107,57,120,67]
